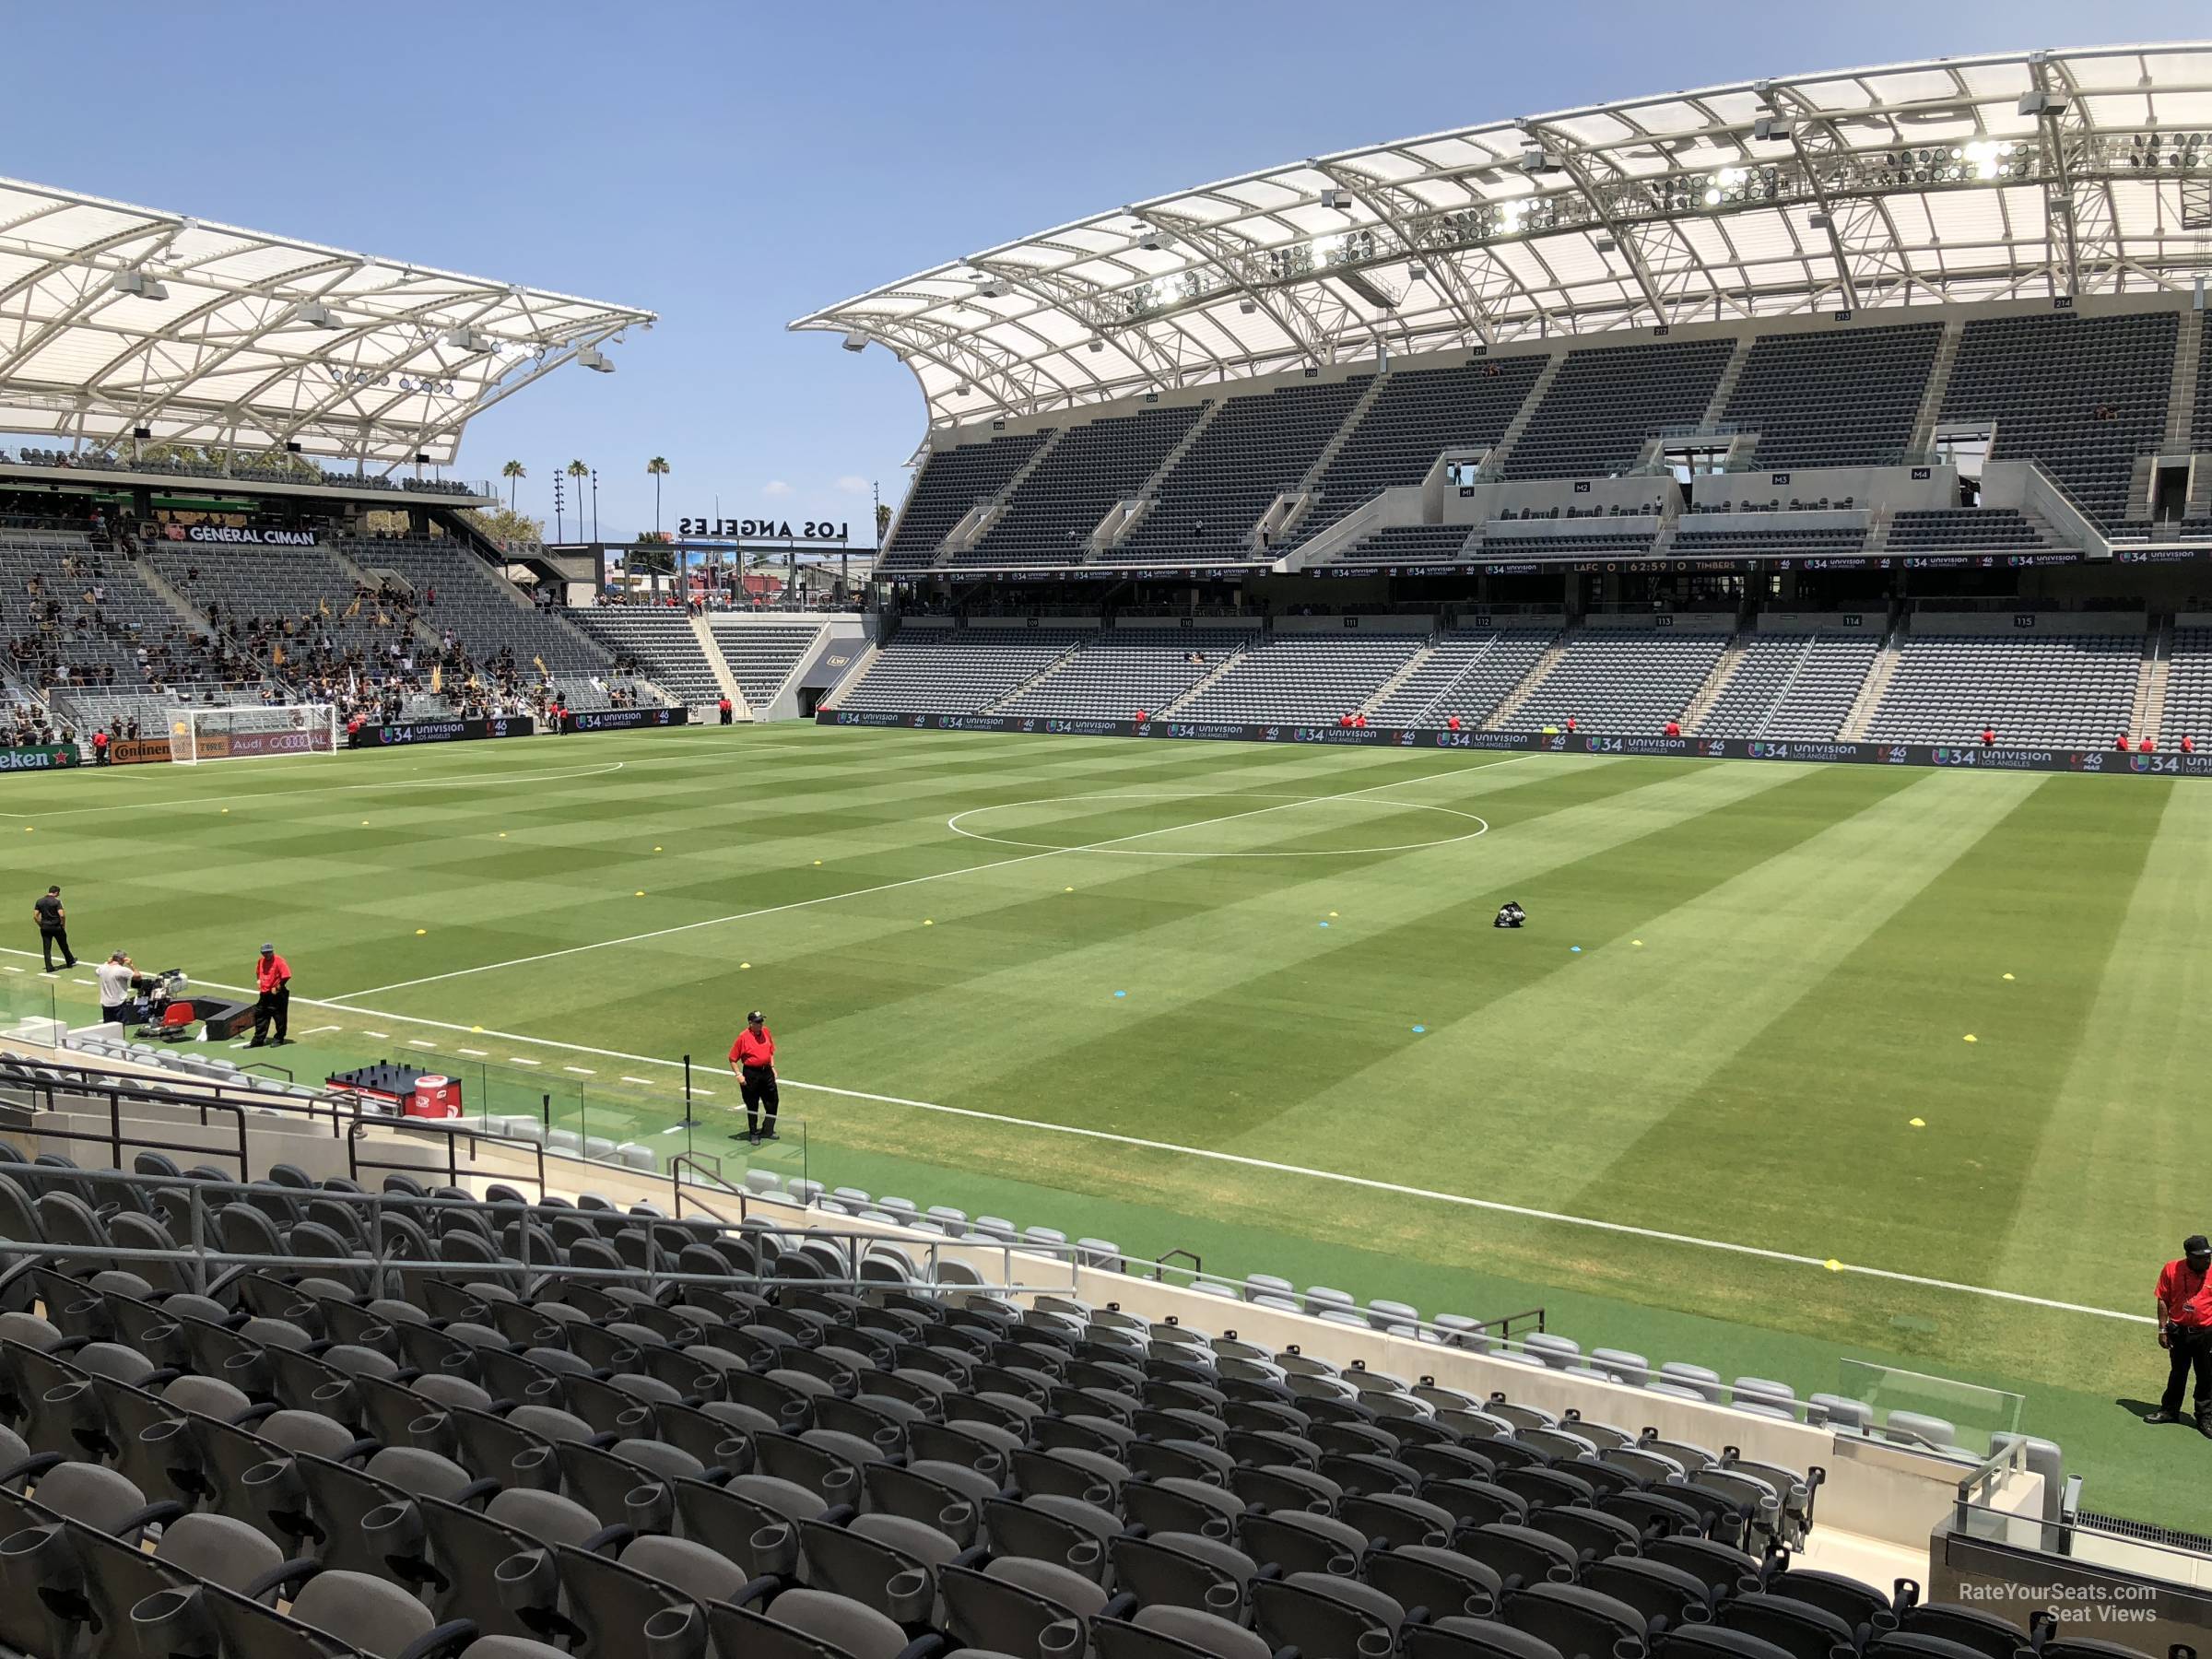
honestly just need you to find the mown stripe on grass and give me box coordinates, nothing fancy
[1997,778,2206,1310]
[1241,763,2014,1206]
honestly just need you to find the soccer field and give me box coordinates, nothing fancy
[4,724,2205,1526]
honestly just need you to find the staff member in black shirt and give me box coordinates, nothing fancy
[32,886,75,972]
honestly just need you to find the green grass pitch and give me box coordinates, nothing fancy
[3,724,2205,1526]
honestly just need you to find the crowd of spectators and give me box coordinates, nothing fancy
[2,700,74,750]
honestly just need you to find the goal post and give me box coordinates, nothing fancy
[169,703,340,765]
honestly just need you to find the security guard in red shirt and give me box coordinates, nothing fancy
[248,944,290,1047]
[2147,1233,2212,1432]
[728,1010,779,1143]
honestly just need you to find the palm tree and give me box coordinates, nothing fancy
[646,456,670,537]
[501,459,526,514]
[565,459,589,541]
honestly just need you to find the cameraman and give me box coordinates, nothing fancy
[96,951,135,1026]
[2147,1233,2212,1434]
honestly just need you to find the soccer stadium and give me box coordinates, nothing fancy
[1,25,2211,1659]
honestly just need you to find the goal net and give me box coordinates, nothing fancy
[169,703,340,765]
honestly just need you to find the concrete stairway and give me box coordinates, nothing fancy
[1358,641,1436,717]
[1839,626,1904,740]
[690,615,748,717]
[979,637,1090,713]
[1097,400,1222,554]
[1908,320,1963,454]
[1680,631,1749,729]
[1485,352,1566,474]
[2166,310,2202,452]
[1484,626,1571,731]
[935,427,1068,565]
[1159,641,1257,714]
[1698,335,1756,431]
[2129,616,2172,743]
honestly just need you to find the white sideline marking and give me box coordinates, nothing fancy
[0,759,628,819]
[17,942,2130,1330]
[335,756,1539,999]
[406,1041,435,1051]
[0,966,18,974]
[300,1024,341,1036]
[619,1076,656,1087]
[509,1057,540,1067]
[457,1047,488,1057]
[563,1065,595,1075]
[359,1030,389,1040]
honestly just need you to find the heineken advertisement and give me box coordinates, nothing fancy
[0,745,79,771]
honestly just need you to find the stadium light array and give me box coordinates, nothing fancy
[108,270,168,301]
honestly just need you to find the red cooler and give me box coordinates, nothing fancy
[407,1075,462,1119]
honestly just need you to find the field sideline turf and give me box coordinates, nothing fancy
[3,724,2206,1527]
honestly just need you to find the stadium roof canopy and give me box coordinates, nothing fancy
[0,178,654,467]
[794,42,2212,430]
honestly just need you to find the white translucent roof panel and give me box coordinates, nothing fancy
[796,42,2212,431]
[0,178,654,466]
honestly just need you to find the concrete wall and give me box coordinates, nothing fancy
[1758,610,1888,634]
[1690,465,1955,513]
[1274,613,1436,635]
[1677,508,1870,536]
[1452,477,1676,525]
[1115,615,1265,632]
[1456,610,1568,630]
[1909,609,2147,637]
[1483,516,1666,543]
[1586,611,1736,634]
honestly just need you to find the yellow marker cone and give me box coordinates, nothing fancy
[1632,939,1643,947]
[415,928,427,935]
[1064,887,1074,892]
[1328,912,1339,918]
[21,828,29,833]
[360,820,370,826]
[470,1026,483,1032]
[1963,1033,1977,1043]
[653,846,662,852]
[2002,972,2014,981]
[924,919,934,926]
[1824,1258,1843,1272]
[634,890,645,897]
[740,962,750,970]
[498,832,507,839]
[221,808,229,814]
[1909,1117,1926,1127]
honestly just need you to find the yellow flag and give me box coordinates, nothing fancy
[430,665,442,692]
[318,598,331,618]
[272,644,286,665]
[533,654,546,675]
[345,596,361,618]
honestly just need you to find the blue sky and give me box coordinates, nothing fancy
[5,3,2205,544]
